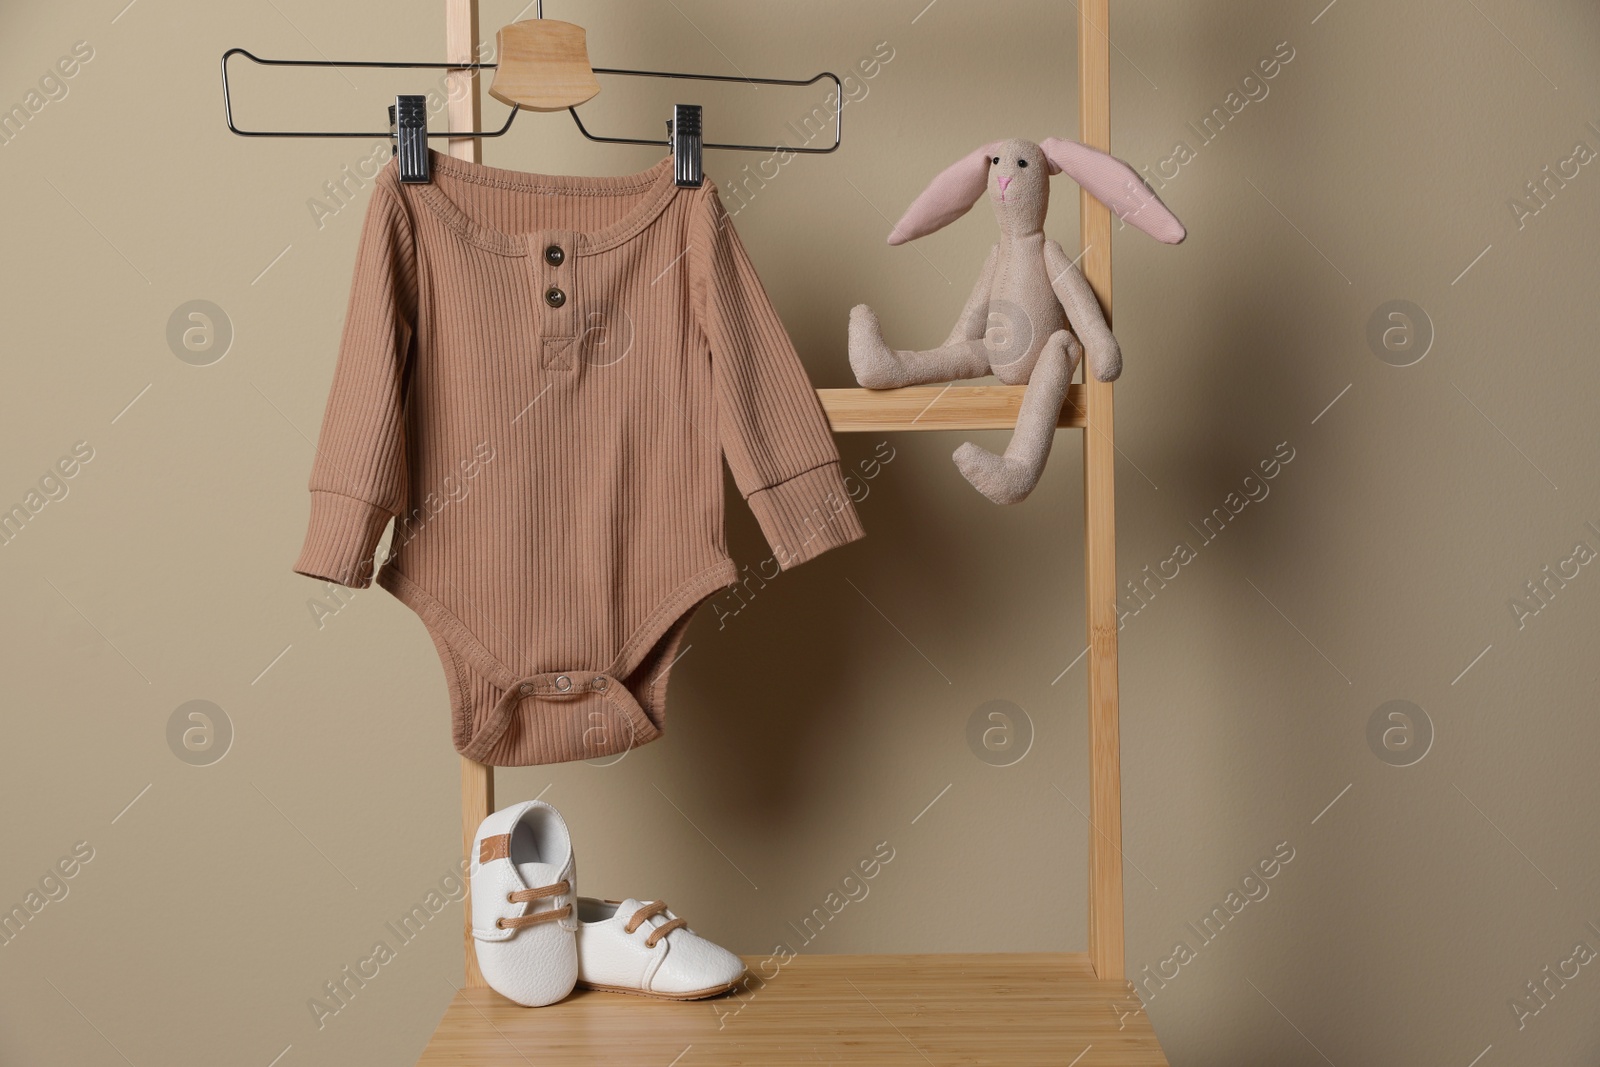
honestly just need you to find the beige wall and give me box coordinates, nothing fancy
[3,1,1598,1063]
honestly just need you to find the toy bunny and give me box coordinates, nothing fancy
[848,137,1185,504]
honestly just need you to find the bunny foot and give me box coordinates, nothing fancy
[848,305,903,388]
[953,442,1042,505]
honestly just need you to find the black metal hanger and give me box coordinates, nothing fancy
[219,7,841,187]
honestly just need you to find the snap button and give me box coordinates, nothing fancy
[544,244,565,267]
[545,286,566,308]
[555,675,572,692]
[593,677,607,692]
[520,682,535,696]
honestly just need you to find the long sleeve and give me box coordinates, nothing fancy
[691,185,865,570]
[293,176,416,588]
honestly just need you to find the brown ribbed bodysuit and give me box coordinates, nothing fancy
[293,152,863,766]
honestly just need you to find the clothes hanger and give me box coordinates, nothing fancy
[219,1,841,187]
[487,16,600,111]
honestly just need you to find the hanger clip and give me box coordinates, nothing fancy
[391,95,431,184]
[669,104,703,188]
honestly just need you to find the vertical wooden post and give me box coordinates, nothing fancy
[460,758,493,988]
[1078,0,1125,983]
[443,0,494,991]
[445,0,482,165]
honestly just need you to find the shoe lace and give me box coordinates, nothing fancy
[495,880,573,930]
[624,900,688,948]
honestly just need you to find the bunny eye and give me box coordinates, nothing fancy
[1017,159,1028,168]
[992,156,1001,165]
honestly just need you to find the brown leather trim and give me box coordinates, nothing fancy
[479,834,511,864]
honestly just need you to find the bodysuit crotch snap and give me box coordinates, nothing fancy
[378,560,733,766]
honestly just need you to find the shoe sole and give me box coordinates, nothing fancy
[576,976,745,1001]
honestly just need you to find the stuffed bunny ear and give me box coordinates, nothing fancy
[887,143,999,245]
[1040,137,1186,244]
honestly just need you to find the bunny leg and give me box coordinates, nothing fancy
[952,329,1081,504]
[848,304,992,389]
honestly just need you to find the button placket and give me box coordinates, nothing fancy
[533,230,578,371]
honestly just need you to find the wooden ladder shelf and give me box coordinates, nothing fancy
[820,384,1089,431]
[424,0,1163,1062]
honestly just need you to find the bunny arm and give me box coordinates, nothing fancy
[1043,239,1122,382]
[952,328,1082,504]
[940,244,1000,347]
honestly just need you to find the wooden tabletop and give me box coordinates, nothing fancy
[418,952,1168,1066]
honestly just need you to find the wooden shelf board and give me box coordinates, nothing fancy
[417,952,1166,1066]
[819,385,1087,433]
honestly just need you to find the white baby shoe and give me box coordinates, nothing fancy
[470,800,578,1007]
[575,897,746,1000]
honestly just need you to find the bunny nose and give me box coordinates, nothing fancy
[996,176,1013,192]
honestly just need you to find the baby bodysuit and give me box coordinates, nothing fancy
[294,152,863,766]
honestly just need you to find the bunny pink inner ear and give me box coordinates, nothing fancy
[887,143,1000,246]
[1040,137,1187,244]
